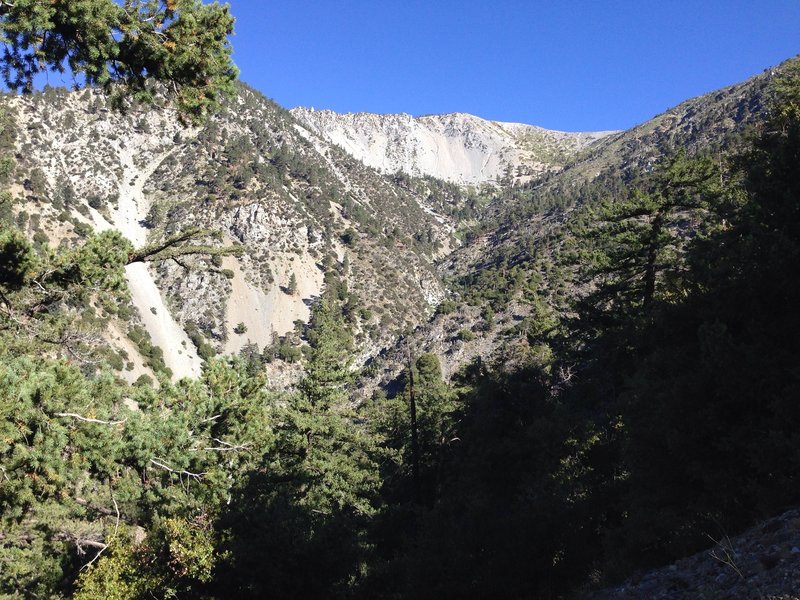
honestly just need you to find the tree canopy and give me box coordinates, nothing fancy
[0,0,237,121]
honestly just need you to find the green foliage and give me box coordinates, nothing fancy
[78,515,220,598]
[0,0,238,122]
[216,290,380,597]
[770,57,800,124]
[128,325,172,375]
[72,220,93,238]
[63,230,130,288]
[0,190,13,225]
[0,350,283,596]
[435,298,456,315]
[456,258,527,310]
[0,107,17,187]
[74,536,161,600]
[370,353,457,515]
[367,361,594,599]
[269,335,302,363]
[0,154,15,184]
[571,151,723,318]
[26,167,47,199]
[185,321,217,361]
[456,327,475,341]
[128,226,243,264]
[340,227,357,247]
[299,292,355,408]
[0,227,36,289]
[480,303,495,331]
[0,228,133,364]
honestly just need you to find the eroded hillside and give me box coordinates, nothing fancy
[291,107,614,185]
[3,84,477,380]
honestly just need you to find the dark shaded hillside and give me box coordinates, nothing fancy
[351,57,800,600]
[588,508,800,599]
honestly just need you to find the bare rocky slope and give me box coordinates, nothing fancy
[291,107,615,185]
[4,84,476,381]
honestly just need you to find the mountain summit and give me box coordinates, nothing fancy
[291,108,615,185]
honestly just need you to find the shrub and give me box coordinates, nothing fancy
[134,374,153,387]
[436,299,457,315]
[457,328,476,342]
[277,339,302,363]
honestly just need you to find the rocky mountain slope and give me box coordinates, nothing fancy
[354,66,778,395]
[291,108,615,185]
[4,84,473,381]
[441,64,776,292]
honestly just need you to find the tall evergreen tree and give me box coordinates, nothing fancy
[216,287,380,598]
[574,151,723,319]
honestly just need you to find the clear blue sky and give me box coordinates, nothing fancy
[229,1,800,132]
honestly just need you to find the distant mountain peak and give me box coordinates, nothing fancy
[291,107,616,185]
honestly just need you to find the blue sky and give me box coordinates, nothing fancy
[229,1,799,132]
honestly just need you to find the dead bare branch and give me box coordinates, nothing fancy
[149,458,206,480]
[54,413,127,426]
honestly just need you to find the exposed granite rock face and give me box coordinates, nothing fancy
[587,509,800,599]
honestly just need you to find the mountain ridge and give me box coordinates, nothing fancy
[291,106,616,185]
[3,84,467,381]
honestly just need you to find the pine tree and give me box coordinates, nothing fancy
[574,151,723,320]
[287,271,298,295]
[0,0,237,122]
[372,353,456,507]
[216,290,380,597]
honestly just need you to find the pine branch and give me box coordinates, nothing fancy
[149,458,206,479]
[140,244,243,263]
[127,228,243,264]
[126,227,207,263]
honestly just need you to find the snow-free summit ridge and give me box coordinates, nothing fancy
[291,107,616,185]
